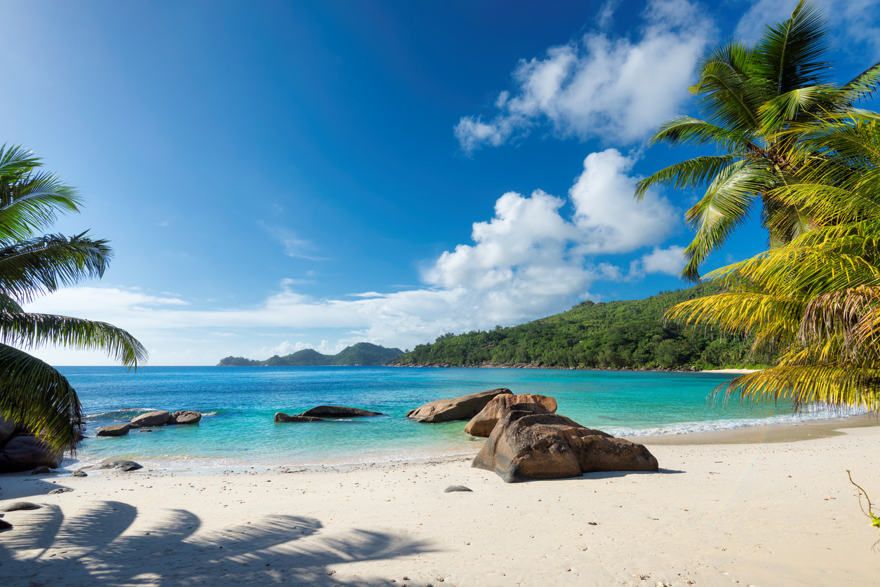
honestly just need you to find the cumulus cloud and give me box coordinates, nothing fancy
[629,245,687,278]
[27,149,682,365]
[735,0,880,58]
[454,0,713,151]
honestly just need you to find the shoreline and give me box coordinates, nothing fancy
[388,363,764,373]
[3,424,878,585]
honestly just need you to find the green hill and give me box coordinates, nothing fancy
[218,342,404,367]
[395,285,770,371]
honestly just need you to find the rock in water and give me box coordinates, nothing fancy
[100,459,143,472]
[407,388,512,423]
[97,423,131,437]
[0,501,41,512]
[130,410,172,428]
[444,485,473,493]
[465,394,558,437]
[299,405,383,418]
[170,410,202,425]
[274,413,324,423]
[0,435,63,472]
[473,406,658,482]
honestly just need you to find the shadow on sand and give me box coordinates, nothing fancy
[0,501,435,585]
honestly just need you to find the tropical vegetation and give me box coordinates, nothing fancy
[636,0,880,280]
[397,285,769,370]
[644,2,880,412]
[0,145,145,452]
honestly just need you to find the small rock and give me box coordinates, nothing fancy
[170,410,202,425]
[0,519,11,532]
[444,485,473,493]
[100,459,143,472]
[97,423,131,437]
[48,487,72,494]
[73,470,88,477]
[0,501,41,512]
[31,465,52,474]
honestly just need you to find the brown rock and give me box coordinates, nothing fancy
[473,407,658,482]
[0,435,63,473]
[130,410,172,428]
[100,459,143,472]
[465,394,558,437]
[170,410,202,425]
[299,406,383,418]
[406,388,512,423]
[97,423,131,437]
[274,412,324,423]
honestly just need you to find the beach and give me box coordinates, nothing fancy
[2,420,878,586]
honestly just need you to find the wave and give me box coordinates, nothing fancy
[85,408,158,421]
[606,404,868,437]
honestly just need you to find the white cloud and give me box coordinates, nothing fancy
[735,0,880,58]
[629,245,687,277]
[454,0,713,151]
[27,149,682,365]
[262,224,325,261]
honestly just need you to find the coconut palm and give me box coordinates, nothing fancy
[636,0,880,280]
[0,145,146,452]
[666,111,880,411]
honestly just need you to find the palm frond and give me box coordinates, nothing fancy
[635,155,737,199]
[755,0,829,95]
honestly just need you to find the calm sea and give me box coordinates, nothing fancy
[61,366,839,468]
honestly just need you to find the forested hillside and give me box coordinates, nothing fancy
[396,285,770,370]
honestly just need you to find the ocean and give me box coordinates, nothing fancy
[65,366,844,468]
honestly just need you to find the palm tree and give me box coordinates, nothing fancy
[636,0,880,280]
[666,111,880,411]
[0,145,146,452]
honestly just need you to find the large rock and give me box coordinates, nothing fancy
[0,417,17,446]
[100,459,143,472]
[97,423,131,437]
[407,388,512,423]
[473,407,658,482]
[465,394,558,437]
[299,405,383,418]
[130,410,172,428]
[274,412,324,423]
[170,410,202,425]
[0,435,63,472]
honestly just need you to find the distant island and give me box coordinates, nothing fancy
[394,285,770,371]
[218,342,404,367]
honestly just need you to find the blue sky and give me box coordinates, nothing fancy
[1,0,878,365]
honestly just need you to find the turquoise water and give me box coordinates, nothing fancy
[63,366,827,466]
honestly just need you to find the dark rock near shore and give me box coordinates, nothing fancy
[465,394,557,437]
[473,406,658,482]
[130,410,172,428]
[1,501,41,512]
[100,459,143,472]
[97,423,131,437]
[444,485,473,493]
[170,410,202,425]
[73,470,87,477]
[31,465,52,475]
[274,413,324,423]
[0,519,11,532]
[299,405,383,418]
[0,434,63,472]
[48,487,72,494]
[407,388,512,423]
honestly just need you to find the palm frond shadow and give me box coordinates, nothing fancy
[0,501,434,585]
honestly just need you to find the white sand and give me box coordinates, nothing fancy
[1,424,879,586]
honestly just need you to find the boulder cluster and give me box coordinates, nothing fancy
[0,417,63,473]
[406,388,658,483]
[96,409,203,437]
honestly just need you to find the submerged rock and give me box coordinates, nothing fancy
[0,435,63,473]
[170,410,202,425]
[407,388,512,423]
[100,459,143,472]
[97,423,131,437]
[465,394,558,437]
[130,410,172,428]
[274,413,324,423]
[299,405,383,418]
[0,501,41,512]
[473,406,658,482]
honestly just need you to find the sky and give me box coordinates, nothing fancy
[1,0,878,365]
